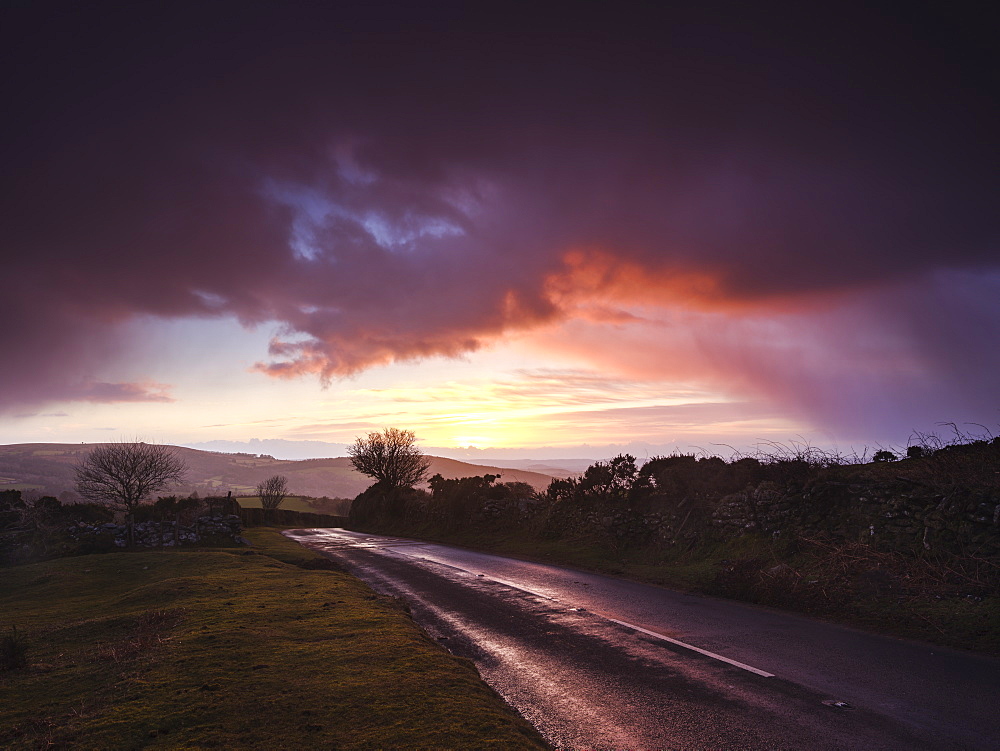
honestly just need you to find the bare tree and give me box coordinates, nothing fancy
[256,475,289,510]
[75,441,186,545]
[349,428,430,489]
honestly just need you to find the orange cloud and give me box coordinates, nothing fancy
[543,247,856,322]
[545,248,725,313]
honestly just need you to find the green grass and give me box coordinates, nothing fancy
[0,530,548,749]
[237,496,317,513]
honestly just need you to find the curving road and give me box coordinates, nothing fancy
[284,528,1000,750]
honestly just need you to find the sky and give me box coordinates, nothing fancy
[1,1,997,459]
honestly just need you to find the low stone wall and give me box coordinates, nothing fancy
[68,514,248,548]
[537,476,999,558]
[712,479,1000,555]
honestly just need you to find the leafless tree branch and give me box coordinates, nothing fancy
[75,440,186,514]
[256,475,289,510]
[348,428,430,489]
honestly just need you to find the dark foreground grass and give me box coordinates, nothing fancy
[355,522,1000,656]
[0,529,548,750]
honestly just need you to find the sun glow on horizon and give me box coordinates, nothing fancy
[451,437,494,449]
[285,367,807,451]
[0,315,813,453]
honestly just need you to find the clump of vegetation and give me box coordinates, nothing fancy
[0,626,27,671]
[425,474,537,530]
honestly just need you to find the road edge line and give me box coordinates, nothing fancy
[602,617,775,677]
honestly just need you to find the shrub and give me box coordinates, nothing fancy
[1,626,27,671]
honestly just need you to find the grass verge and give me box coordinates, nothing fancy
[0,529,548,749]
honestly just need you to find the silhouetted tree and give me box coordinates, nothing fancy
[872,450,897,463]
[75,441,186,545]
[256,475,289,509]
[349,428,430,490]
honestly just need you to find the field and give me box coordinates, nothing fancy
[233,495,319,513]
[0,530,547,749]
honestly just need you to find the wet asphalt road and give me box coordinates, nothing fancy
[284,528,1000,750]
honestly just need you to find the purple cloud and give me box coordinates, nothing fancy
[0,2,995,438]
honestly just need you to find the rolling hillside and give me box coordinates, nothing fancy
[0,443,556,500]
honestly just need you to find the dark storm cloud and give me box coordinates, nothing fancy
[0,2,996,430]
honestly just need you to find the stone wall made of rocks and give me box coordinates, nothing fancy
[537,477,999,558]
[712,480,1000,555]
[67,514,249,548]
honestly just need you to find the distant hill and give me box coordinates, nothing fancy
[462,458,591,479]
[0,443,557,501]
[184,438,352,461]
[183,439,595,477]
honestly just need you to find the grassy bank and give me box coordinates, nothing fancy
[0,529,548,749]
[350,521,1000,656]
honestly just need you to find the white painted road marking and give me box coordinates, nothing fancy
[405,547,776,679]
[290,530,777,679]
[602,617,775,677]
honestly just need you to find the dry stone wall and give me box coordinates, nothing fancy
[712,479,1000,556]
[68,514,248,548]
